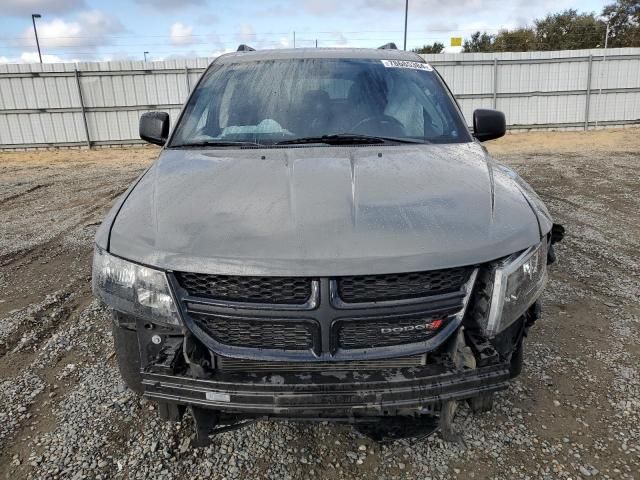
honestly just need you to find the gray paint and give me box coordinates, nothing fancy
[107,142,549,276]
[95,168,151,250]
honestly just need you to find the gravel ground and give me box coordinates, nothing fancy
[0,129,638,480]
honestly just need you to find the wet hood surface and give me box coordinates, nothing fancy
[107,143,546,276]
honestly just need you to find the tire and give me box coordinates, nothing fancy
[469,394,494,413]
[158,402,186,422]
[509,340,524,379]
[112,322,144,395]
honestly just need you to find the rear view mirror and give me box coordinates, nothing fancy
[140,111,170,146]
[473,109,506,142]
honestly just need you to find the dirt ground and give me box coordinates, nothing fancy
[0,129,638,480]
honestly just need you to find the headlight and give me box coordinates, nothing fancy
[92,246,181,326]
[484,240,548,337]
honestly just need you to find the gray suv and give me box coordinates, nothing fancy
[93,45,563,444]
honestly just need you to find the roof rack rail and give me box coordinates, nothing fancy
[237,44,256,52]
[378,42,398,50]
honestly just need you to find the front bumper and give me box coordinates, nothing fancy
[141,356,510,418]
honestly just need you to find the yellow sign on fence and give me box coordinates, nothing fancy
[450,37,462,47]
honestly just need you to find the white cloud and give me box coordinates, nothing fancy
[361,0,574,26]
[302,0,343,16]
[99,52,135,62]
[134,0,205,10]
[362,0,582,27]
[170,22,195,46]
[4,0,85,16]
[238,24,256,43]
[20,51,68,63]
[304,32,353,49]
[210,49,233,58]
[362,0,492,13]
[333,33,349,46]
[0,51,71,64]
[26,19,82,48]
[18,10,124,50]
[207,33,225,51]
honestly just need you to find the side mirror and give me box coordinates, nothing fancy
[473,109,506,142]
[139,111,170,146]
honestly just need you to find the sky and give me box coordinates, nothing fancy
[0,0,610,64]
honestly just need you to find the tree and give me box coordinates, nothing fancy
[412,42,445,54]
[534,9,606,50]
[462,31,495,52]
[460,1,638,53]
[493,28,537,51]
[602,0,640,47]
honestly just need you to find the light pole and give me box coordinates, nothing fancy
[403,0,408,50]
[32,14,42,63]
[144,51,149,62]
[595,21,610,129]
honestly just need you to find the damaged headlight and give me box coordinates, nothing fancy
[92,246,181,326]
[484,240,548,337]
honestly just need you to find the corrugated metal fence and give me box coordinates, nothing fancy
[1,48,639,149]
[422,48,640,131]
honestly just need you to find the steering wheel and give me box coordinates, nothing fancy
[350,115,406,136]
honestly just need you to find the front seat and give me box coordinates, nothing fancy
[227,92,261,127]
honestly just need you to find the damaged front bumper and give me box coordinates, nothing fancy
[137,322,511,419]
[142,361,510,418]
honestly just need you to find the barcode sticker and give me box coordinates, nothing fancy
[205,392,230,402]
[381,60,433,71]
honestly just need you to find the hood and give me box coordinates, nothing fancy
[107,143,544,276]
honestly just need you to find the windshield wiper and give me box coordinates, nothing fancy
[276,134,428,146]
[171,140,264,148]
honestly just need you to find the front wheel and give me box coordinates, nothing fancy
[468,394,494,413]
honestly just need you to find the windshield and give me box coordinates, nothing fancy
[170,58,472,147]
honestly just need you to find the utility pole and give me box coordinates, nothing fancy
[315,39,318,48]
[293,31,296,48]
[403,0,408,50]
[144,51,149,62]
[32,14,42,63]
[595,21,610,129]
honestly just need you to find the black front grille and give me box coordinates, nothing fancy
[190,312,317,350]
[176,267,473,357]
[336,315,449,349]
[337,267,471,303]
[175,272,313,305]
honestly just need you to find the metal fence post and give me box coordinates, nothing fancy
[184,66,190,94]
[492,58,498,109]
[584,54,593,131]
[74,68,91,148]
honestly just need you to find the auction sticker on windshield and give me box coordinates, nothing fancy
[381,59,433,71]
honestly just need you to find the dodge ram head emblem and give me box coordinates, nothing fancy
[381,319,443,334]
